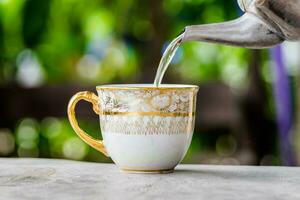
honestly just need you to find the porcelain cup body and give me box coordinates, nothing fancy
[68,84,198,173]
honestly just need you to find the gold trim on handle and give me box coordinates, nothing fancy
[67,91,109,157]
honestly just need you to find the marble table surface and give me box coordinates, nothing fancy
[0,158,300,200]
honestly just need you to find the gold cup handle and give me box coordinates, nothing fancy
[67,91,109,157]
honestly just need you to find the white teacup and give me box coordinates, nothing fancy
[68,84,198,173]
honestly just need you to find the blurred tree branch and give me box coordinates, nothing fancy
[22,0,51,48]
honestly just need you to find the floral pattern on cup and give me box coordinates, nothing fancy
[98,89,195,114]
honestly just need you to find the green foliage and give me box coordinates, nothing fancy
[0,0,251,85]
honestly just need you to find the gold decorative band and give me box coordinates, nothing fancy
[121,168,174,173]
[100,111,195,117]
[96,86,199,91]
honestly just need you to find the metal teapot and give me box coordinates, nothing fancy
[182,0,300,48]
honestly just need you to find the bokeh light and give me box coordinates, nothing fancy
[16,49,45,88]
[0,129,15,156]
[16,118,39,157]
[41,117,62,139]
[216,134,237,157]
[63,137,88,160]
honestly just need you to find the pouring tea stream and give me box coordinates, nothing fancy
[154,0,300,86]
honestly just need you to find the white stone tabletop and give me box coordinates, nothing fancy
[0,158,300,200]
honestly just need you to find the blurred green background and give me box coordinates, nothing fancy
[0,0,299,165]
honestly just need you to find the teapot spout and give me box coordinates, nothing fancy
[182,13,284,49]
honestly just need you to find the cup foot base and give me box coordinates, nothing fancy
[120,168,174,174]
